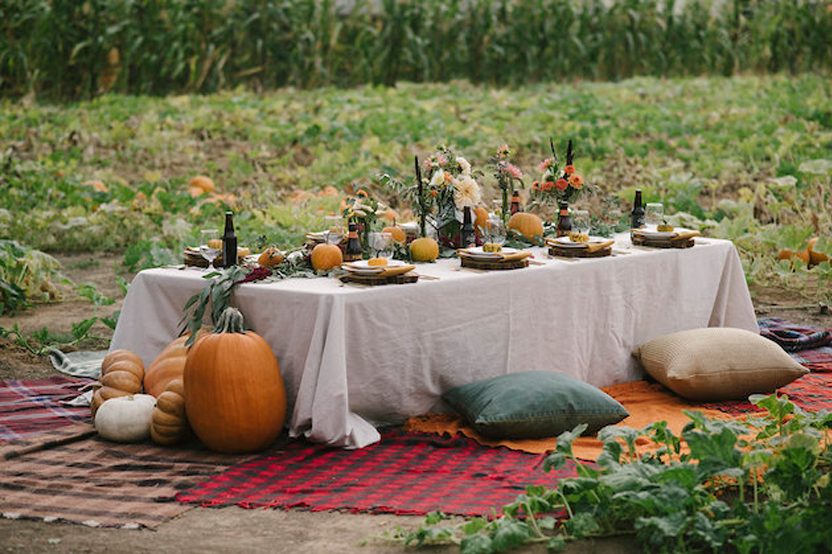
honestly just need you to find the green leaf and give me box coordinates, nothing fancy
[460,534,492,554]
[71,317,98,340]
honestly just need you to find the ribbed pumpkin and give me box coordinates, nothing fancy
[184,308,286,453]
[508,212,544,241]
[144,334,201,398]
[150,379,189,446]
[257,246,285,268]
[310,243,343,271]
[91,349,145,417]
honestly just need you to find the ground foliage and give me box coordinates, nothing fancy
[400,395,832,553]
[1,76,829,303]
[1,0,830,99]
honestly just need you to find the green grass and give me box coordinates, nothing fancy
[0,75,830,297]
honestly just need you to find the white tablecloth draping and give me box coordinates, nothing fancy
[110,234,758,449]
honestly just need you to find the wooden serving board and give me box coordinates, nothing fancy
[459,257,529,270]
[339,272,419,286]
[631,235,695,249]
[548,246,612,258]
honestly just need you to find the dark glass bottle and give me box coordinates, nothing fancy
[221,211,237,268]
[460,206,476,248]
[510,190,522,215]
[630,189,645,229]
[344,222,362,262]
[556,202,572,237]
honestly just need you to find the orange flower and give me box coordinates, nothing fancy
[541,181,555,192]
[531,180,540,191]
[356,189,369,198]
[555,178,569,191]
[430,189,438,198]
[564,165,575,175]
[568,174,584,189]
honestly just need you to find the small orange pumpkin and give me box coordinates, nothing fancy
[150,379,189,446]
[508,212,544,241]
[473,206,489,232]
[188,175,215,194]
[808,237,828,266]
[91,349,145,417]
[382,226,406,244]
[257,246,285,268]
[184,308,287,453]
[310,243,343,271]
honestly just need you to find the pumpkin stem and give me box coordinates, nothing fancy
[213,307,246,334]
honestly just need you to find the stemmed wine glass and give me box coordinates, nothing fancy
[323,214,344,245]
[199,230,220,271]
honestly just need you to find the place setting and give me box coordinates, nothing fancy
[630,201,700,249]
[339,231,419,286]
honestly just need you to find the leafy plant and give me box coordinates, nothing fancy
[0,317,109,355]
[399,395,832,553]
[0,240,68,315]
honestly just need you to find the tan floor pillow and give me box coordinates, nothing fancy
[634,328,809,401]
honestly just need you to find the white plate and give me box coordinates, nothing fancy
[461,246,517,259]
[345,259,406,270]
[549,236,609,249]
[633,227,687,239]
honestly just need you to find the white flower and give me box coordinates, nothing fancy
[429,170,446,188]
[453,175,481,209]
[456,157,471,176]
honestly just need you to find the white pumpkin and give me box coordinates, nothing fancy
[94,394,157,443]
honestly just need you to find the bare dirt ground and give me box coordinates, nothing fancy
[0,255,828,553]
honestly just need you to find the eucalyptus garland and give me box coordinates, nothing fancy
[180,249,321,344]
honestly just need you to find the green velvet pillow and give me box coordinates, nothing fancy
[442,371,629,440]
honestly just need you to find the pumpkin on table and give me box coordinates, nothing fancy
[310,242,343,271]
[507,212,544,242]
[150,379,189,446]
[91,349,145,417]
[184,307,287,453]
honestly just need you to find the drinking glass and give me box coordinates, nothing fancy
[368,232,393,259]
[483,215,506,245]
[199,230,220,271]
[323,214,344,245]
[645,203,664,227]
[572,210,591,235]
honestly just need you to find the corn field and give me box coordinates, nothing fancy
[0,0,830,99]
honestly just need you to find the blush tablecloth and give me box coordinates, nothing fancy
[110,234,757,449]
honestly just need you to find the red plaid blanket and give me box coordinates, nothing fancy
[0,376,91,442]
[176,429,576,517]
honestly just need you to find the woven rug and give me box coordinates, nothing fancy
[0,376,91,442]
[0,423,249,528]
[176,429,577,517]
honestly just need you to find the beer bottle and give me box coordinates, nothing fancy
[344,222,362,262]
[510,190,522,215]
[221,211,237,268]
[630,189,645,229]
[460,206,476,248]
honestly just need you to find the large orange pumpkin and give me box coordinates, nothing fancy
[508,212,544,241]
[184,308,286,453]
[143,334,198,398]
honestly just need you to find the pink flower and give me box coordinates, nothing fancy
[537,158,554,173]
[504,163,522,179]
[555,178,569,191]
[531,181,540,191]
[564,164,575,175]
[541,181,555,192]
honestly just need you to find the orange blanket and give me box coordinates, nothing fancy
[405,380,734,460]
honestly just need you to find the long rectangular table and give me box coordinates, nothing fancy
[110,234,757,449]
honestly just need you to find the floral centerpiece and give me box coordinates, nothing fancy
[341,188,379,246]
[529,139,586,236]
[490,144,524,225]
[380,146,483,249]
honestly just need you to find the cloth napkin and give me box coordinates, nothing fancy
[670,230,701,241]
